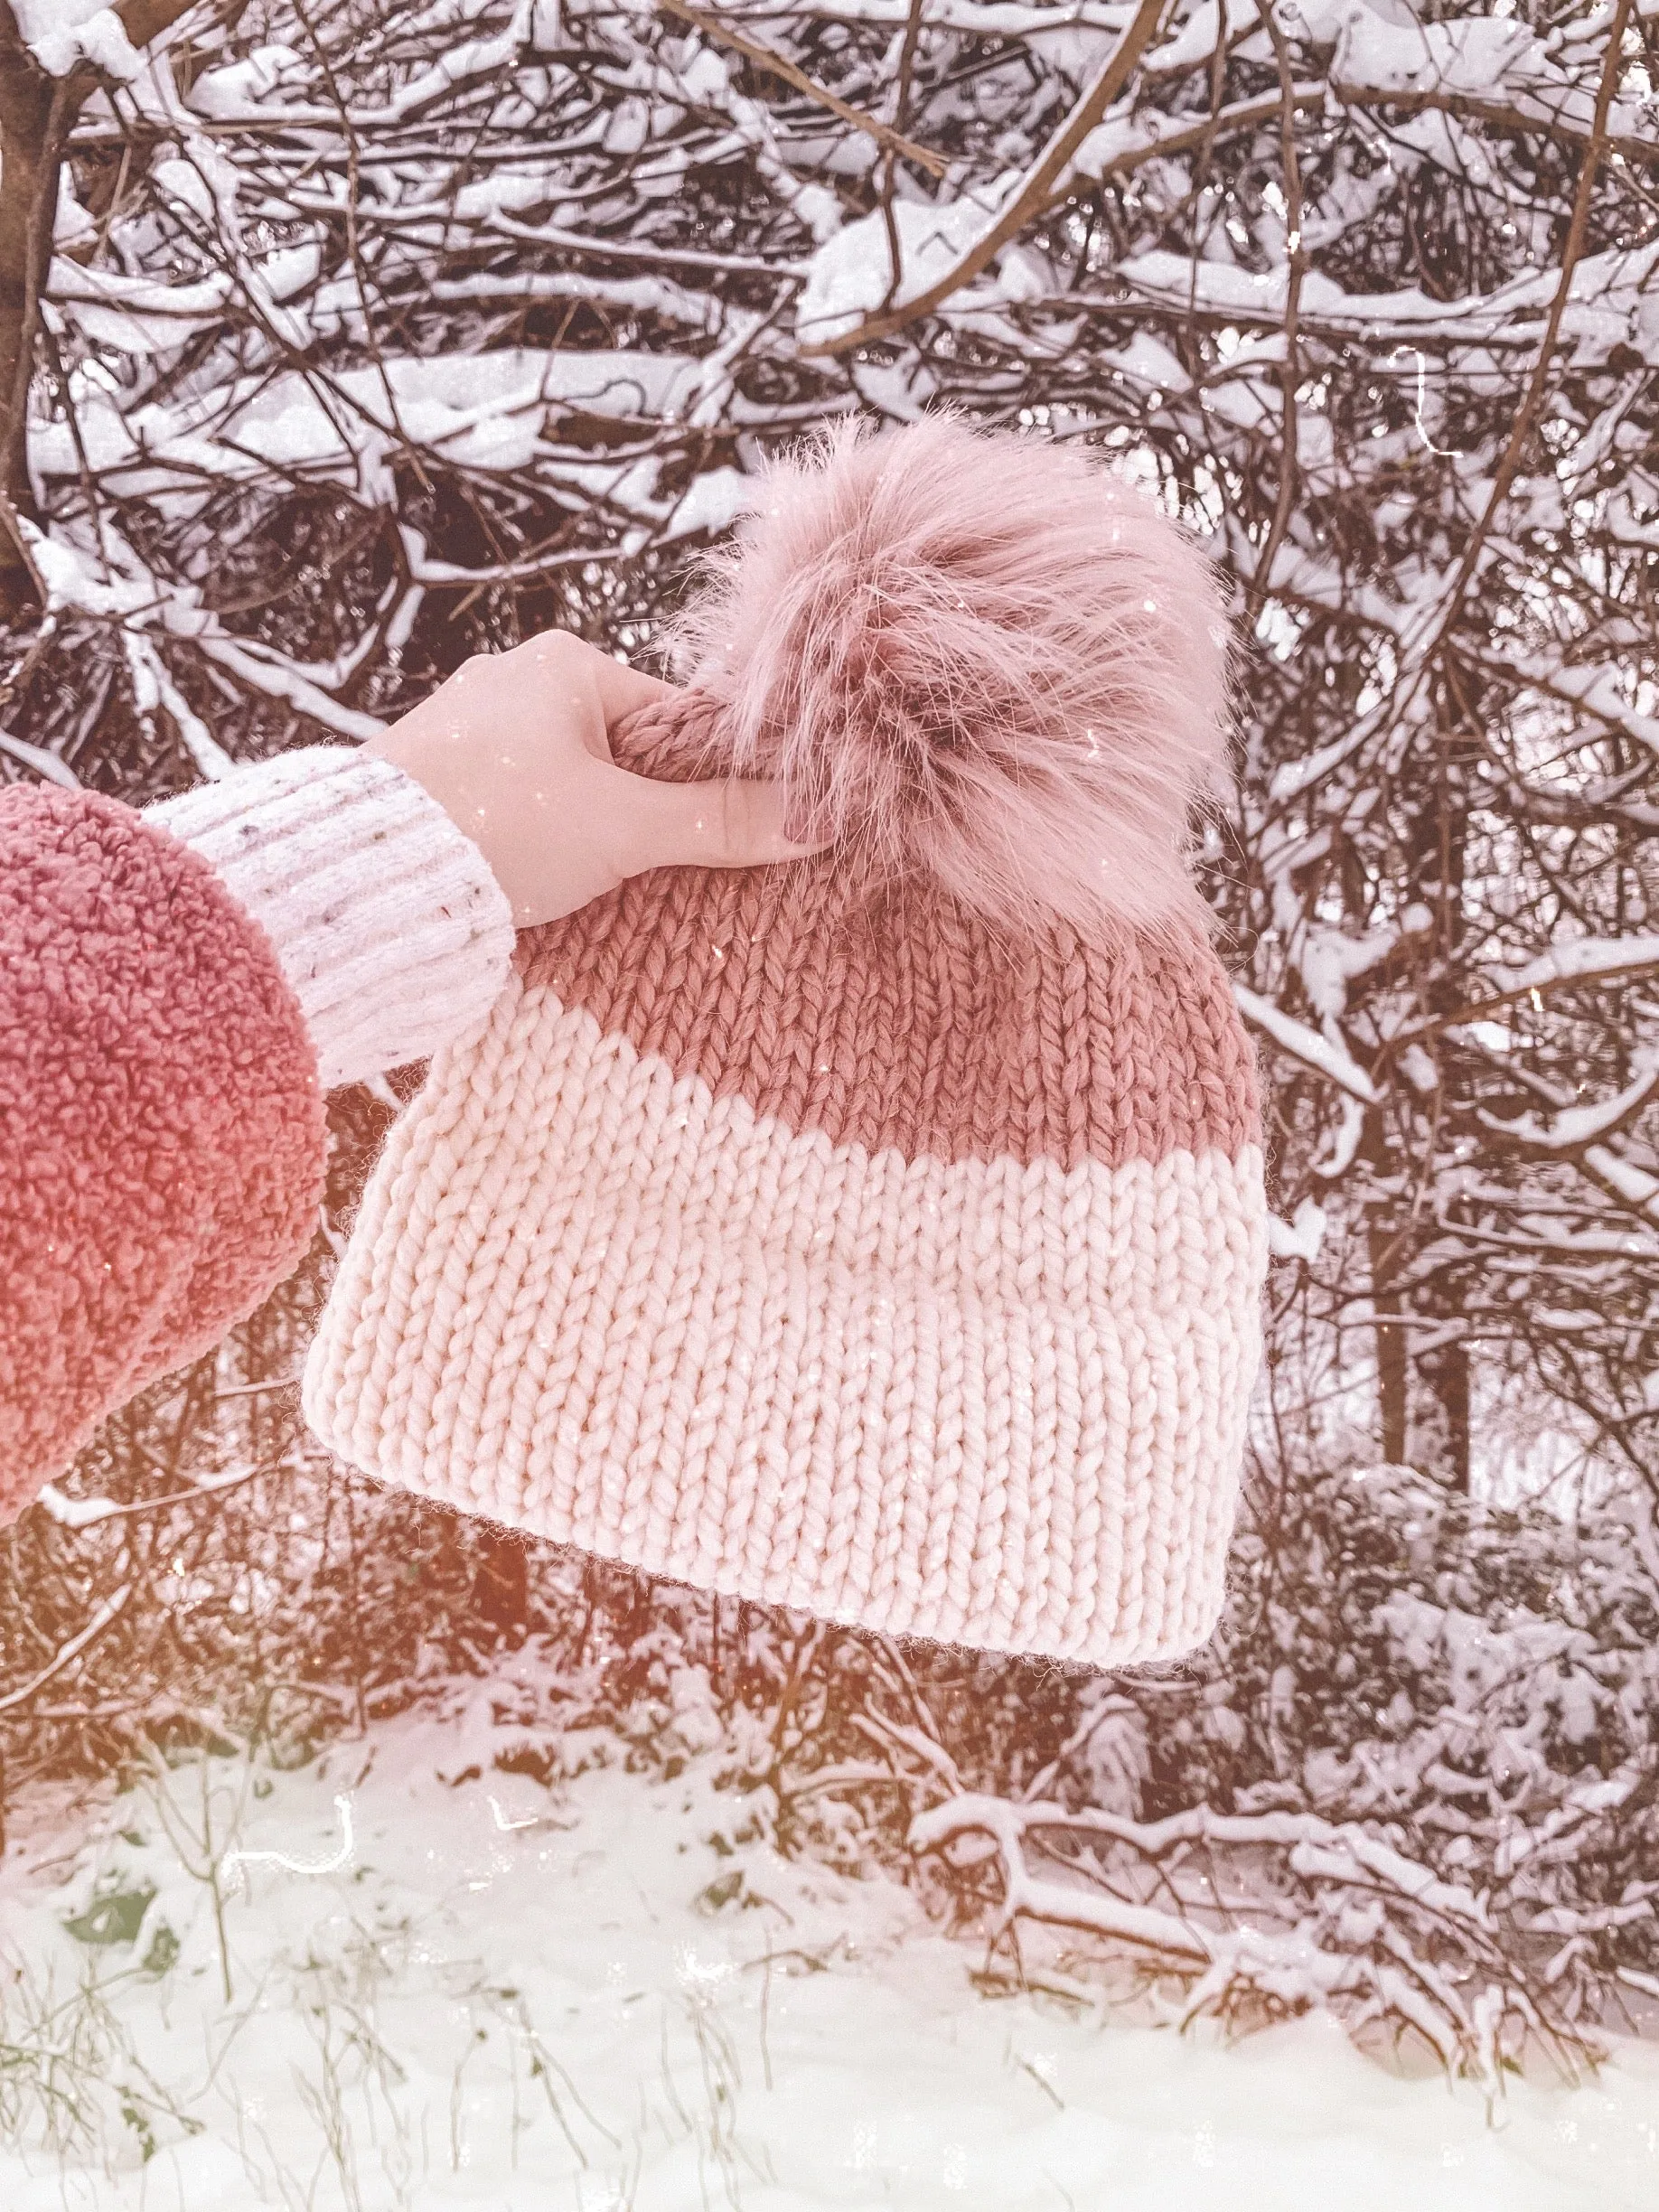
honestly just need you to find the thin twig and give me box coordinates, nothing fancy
[657,0,948,176]
[797,0,1170,355]
[0,1586,133,1714]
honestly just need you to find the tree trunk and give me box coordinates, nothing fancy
[1418,674,1481,1495]
[0,13,62,614]
[1420,1339,1472,1495]
[470,1525,530,1639]
[1368,1226,1410,1465]
[0,0,201,615]
[1359,1107,1410,1464]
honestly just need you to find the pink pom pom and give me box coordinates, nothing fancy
[662,414,1234,942]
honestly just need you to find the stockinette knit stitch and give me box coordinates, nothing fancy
[303,417,1268,1665]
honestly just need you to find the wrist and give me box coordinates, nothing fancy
[366,709,524,919]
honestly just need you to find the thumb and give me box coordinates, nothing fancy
[607,768,831,876]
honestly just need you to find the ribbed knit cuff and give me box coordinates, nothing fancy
[145,747,517,1090]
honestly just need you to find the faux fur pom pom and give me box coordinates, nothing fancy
[663,414,1234,943]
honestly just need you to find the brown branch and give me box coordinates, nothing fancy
[876,0,930,316]
[1571,1148,1659,1231]
[0,0,206,601]
[37,1465,266,1523]
[797,0,1171,357]
[1473,1105,1659,1234]
[1409,948,1659,1044]
[1036,84,1327,215]
[0,3,62,582]
[657,0,948,177]
[1331,76,1659,171]
[289,0,437,510]
[0,1583,132,1713]
[1477,1068,1659,1158]
[116,0,210,46]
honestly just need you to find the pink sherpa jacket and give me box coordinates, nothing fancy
[0,749,516,1521]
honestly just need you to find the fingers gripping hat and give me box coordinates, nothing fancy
[302,417,1267,1666]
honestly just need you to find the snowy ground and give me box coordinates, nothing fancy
[3,1673,1657,2212]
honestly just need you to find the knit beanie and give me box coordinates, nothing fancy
[302,417,1267,1667]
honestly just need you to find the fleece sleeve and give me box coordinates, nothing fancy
[0,753,515,1523]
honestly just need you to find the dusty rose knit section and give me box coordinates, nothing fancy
[0,786,328,1519]
[518,698,1260,1175]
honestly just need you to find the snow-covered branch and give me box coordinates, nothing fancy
[0,1583,132,1713]
[906,1783,1571,2081]
[1234,985,1380,1103]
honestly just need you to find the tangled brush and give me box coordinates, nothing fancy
[661,414,1235,943]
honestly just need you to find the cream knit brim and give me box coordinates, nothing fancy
[303,973,1267,1665]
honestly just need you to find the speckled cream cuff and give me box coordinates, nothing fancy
[146,746,517,1089]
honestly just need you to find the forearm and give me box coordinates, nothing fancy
[0,748,514,1521]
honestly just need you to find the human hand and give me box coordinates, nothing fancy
[365,630,826,929]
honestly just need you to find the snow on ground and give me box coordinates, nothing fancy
[3,1677,1657,2211]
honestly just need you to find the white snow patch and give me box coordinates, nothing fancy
[1267,1197,1328,1263]
[186,42,308,119]
[797,185,1021,345]
[13,0,140,77]
[1,1697,1656,2209]
[222,350,704,474]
